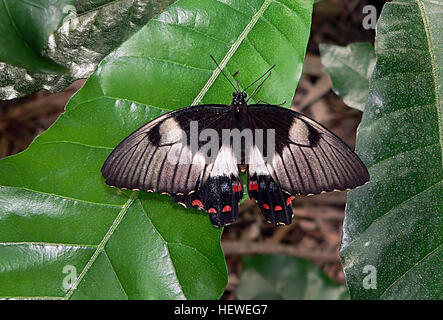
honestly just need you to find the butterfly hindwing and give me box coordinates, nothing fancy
[247,145,294,225]
[172,146,244,228]
[200,144,243,227]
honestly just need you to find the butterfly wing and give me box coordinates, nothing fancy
[101,104,243,227]
[171,144,244,228]
[247,144,295,225]
[246,104,369,225]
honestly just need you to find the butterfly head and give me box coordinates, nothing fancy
[232,91,247,106]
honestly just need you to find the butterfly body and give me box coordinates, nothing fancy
[102,91,369,228]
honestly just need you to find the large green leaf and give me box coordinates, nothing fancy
[0,0,314,299]
[0,0,177,100]
[0,0,73,74]
[342,0,443,299]
[236,255,349,300]
[319,42,376,111]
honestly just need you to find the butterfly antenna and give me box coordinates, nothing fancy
[210,55,237,91]
[232,71,241,91]
[246,71,272,103]
[244,64,275,92]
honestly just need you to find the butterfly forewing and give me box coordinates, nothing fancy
[247,104,369,196]
[102,105,226,192]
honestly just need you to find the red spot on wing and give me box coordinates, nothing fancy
[274,205,283,211]
[222,205,232,212]
[263,203,270,210]
[191,199,203,208]
[286,196,295,206]
[232,182,242,193]
[208,208,217,214]
[249,181,259,191]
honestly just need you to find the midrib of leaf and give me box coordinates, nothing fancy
[416,0,443,165]
[63,191,138,300]
[192,0,273,105]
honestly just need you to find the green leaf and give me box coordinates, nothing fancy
[0,0,177,100]
[319,42,376,111]
[342,0,443,300]
[0,0,73,73]
[236,255,349,300]
[0,0,314,299]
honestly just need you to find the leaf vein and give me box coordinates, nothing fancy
[114,55,213,73]
[168,242,225,278]
[360,103,434,131]
[0,186,123,209]
[103,249,129,300]
[345,179,442,250]
[38,140,113,151]
[153,19,231,45]
[379,243,442,298]
[0,241,97,249]
[137,199,186,298]
[1,0,35,56]
[259,12,298,52]
[366,141,439,170]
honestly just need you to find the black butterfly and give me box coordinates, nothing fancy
[101,64,369,228]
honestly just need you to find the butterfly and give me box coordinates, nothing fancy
[101,60,369,228]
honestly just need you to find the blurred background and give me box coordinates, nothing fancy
[0,0,389,299]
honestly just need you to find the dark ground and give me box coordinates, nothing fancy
[0,0,389,299]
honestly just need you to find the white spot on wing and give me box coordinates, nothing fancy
[248,145,269,176]
[210,145,238,177]
[159,118,184,144]
[289,118,310,145]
